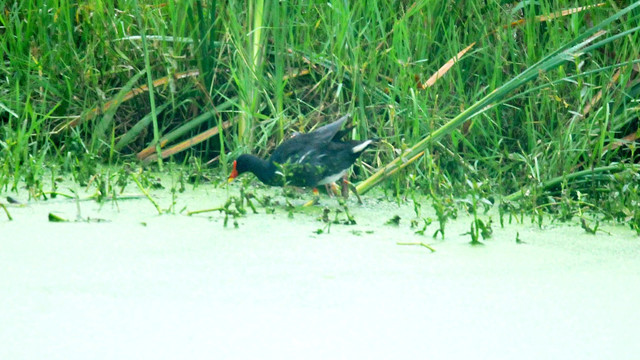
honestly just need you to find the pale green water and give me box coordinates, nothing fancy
[1,180,639,359]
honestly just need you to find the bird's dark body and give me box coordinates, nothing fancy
[231,115,373,187]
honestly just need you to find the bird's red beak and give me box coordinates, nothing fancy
[228,160,238,183]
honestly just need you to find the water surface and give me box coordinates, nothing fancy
[2,181,639,359]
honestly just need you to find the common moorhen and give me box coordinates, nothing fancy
[228,115,374,189]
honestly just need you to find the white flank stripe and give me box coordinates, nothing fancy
[351,140,373,153]
[297,150,313,163]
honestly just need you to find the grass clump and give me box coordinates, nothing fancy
[1,1,639,231]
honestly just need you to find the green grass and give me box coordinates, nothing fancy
[1,0,639,229]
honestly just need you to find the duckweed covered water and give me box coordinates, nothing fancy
[1,179,639,359]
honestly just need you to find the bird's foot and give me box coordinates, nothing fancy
[302,188,321,207]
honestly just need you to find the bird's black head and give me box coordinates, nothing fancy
[228,154,252,182]
[228,154,278,185]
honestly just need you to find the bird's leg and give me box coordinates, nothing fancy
[324,184,333,197]
[325,183,340,197]
[341,174,349,198]
[342,176,363,205]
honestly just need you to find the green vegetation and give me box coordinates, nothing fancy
[1,1,639,232]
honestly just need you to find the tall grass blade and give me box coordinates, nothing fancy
[356,2,640,195]
[90,69,147,151]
